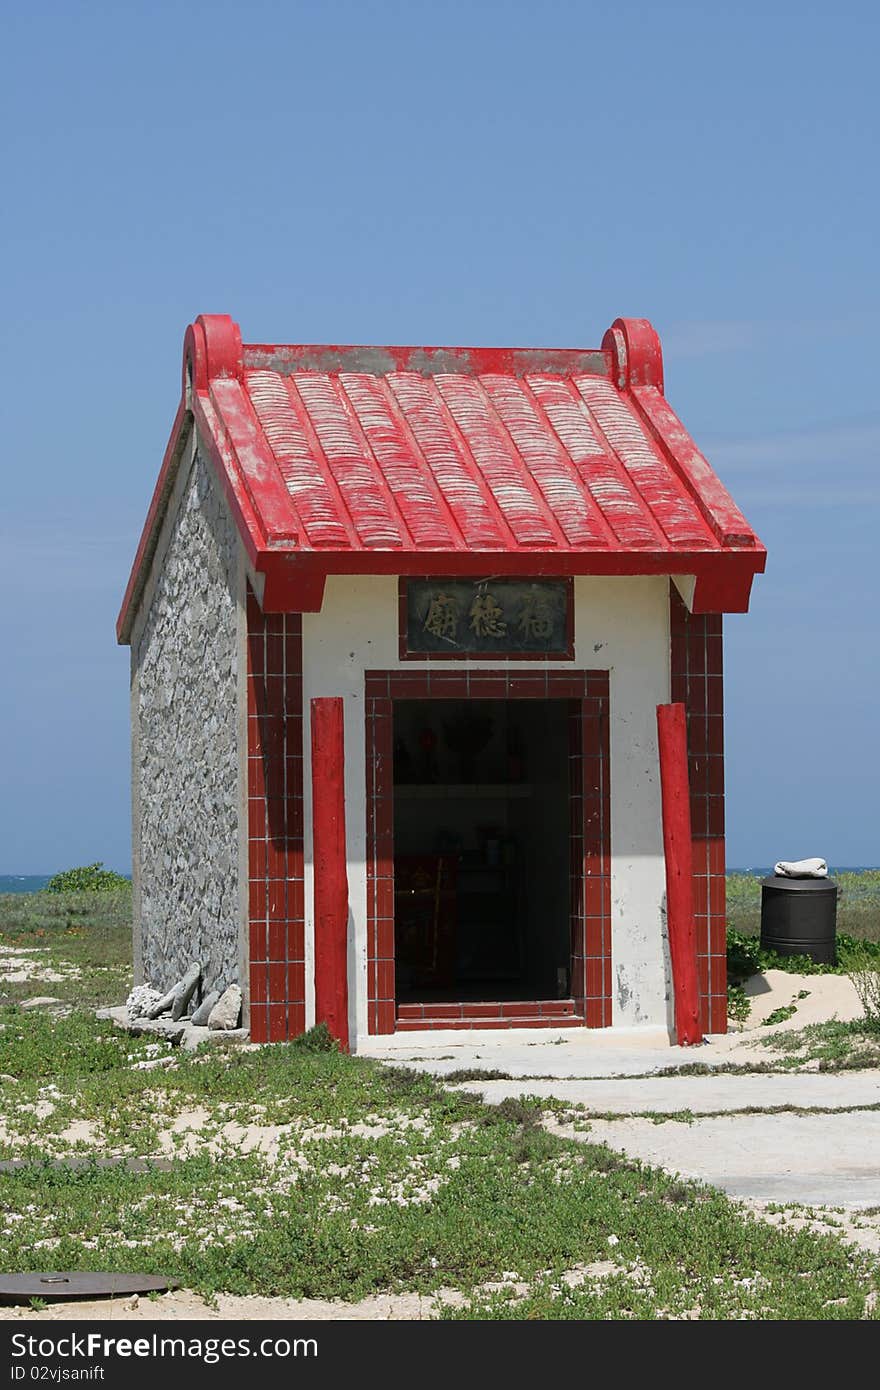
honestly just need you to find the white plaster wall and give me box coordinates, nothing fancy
[302,575,672,1039]
[582,579,672,1027]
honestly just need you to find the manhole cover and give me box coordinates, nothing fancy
[0,1272,177,1303]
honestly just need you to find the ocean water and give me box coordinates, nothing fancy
[0,875,53,894]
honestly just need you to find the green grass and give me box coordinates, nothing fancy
[1,879,880,1317]
[0,1008,877,1318]
[0,886,132,1010]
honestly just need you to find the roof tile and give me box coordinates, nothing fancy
[117,316,767,643]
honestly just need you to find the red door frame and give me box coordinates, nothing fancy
[364,669,611,1033]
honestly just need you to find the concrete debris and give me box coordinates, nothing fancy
[97,1004,249,1051]
[208,985,242,1030]
[146,963,202,1021]
[132,1019,187,1045]
[190,990,221,1027]
[20,997,64,1011]
[125,985,163,1022]
[170,963,201,1022]
[145,984,180,1021]
[130,1055,177,1072]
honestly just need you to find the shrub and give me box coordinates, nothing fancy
[45,862,130,894]
[726,926,880,981]
[838,932,880,965]
[839,943,880,1032]
[726,982,751,1023]
[726,929,763,982]
[288,1021,339,1053]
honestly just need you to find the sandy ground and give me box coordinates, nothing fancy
[732,968,862,1037]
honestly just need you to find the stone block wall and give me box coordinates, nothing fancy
[133,448,242,996]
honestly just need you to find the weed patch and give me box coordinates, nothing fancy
[756,1018,880,1069]
[841,944,880,1032]
[0,888,132,1011]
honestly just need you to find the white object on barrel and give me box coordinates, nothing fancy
[773,857,828,878]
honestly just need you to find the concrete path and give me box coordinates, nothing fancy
[355,969,866,1081]
[567,1111,880,1209]
[443,1072,880,1209]
[357,983,880,1210]
[357,1025,744,1078]
[449,1070,880,1115]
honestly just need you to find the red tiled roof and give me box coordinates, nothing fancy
[117,315,765,640]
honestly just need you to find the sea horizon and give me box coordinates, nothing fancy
[2,867,878,895]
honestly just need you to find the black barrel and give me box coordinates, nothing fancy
[759,876,838,964]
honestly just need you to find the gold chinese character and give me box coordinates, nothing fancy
[423,591,459,641]
[517,592,554,640]
[469,590,507,639]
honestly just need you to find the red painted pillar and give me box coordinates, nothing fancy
[656,703,702,1045]
[311,697,350,1050]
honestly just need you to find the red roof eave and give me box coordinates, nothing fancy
[255,545,765,616]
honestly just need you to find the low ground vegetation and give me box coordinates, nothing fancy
[0,1011,876,1318]
[754,1020,880,1071]
[0,885,131,1012]
[0,875,879,1318]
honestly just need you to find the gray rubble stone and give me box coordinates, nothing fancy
[205,1027,249,1046]
[98,1002,249,1050]
[132,1019,186,1045]
[20,997,63,1010]
[208,985,242,1030]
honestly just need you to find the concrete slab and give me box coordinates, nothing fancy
[357,1035,779,1078]
[430,1068,880,1210]
[449,1071,880,1115]
[355,971,866,1079]
[356,1026,714,1078]
[576,1111,880,1209]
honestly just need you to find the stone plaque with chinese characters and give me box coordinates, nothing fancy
[404,579,572,656]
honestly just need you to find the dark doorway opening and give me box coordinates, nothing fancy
[392,699,572,1006]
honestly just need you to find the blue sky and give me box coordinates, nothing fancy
[2,0,877,872]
